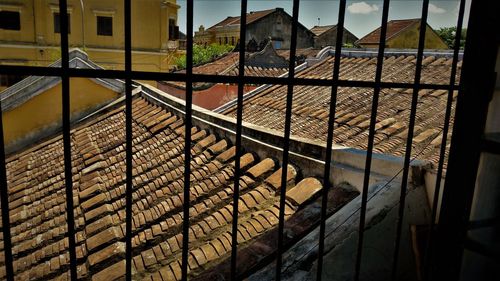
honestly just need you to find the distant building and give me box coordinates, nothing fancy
[0,0,180,90]
[159,41,291,110]
[310,25,358,49]
[194,8,315,51]
[356,18,448,49]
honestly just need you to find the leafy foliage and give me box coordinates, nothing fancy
[343,43,355,48]
[174,44,234,69]
[435,27,467,49]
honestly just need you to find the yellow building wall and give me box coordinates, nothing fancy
[194,27,239,46]
[387,24,449,49]
[0,0,179,72]
[215,30,240,45]
[0,1,36,43]
[194,31,215,46]
[2,77,119,146]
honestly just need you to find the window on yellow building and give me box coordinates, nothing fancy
[169,19,179,40]
[0,11,21,31]
[54,13,71,34]
[231,37,235,45]
[225,37,228,44]
[97,16,113,36]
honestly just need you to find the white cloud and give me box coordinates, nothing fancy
[429,3,446,14]
[347,2,379,14]
[454,0,471,25]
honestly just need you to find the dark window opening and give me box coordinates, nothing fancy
[0,11,21,31]
[54,13,71,34]
[168,19,179,40]
[97,16,113,36]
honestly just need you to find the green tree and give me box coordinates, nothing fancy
[175,43,234,69]
[436,27,467,49]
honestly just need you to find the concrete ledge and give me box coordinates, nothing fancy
[249,180,431,281]
[141,83,429,191]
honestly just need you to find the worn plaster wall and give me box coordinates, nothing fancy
[248,181,431,281]
[157,82,257,110]
[2,77,119,150]
[0,0,179,72]
[387,24,448,49]
[314,27,358,49]
[245,10,314,49]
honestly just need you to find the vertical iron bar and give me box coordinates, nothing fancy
[124,0,133,280]
[276,1,300,280]
[432,0,498,279]
[58,0,78,280]
[316,1,346,280]
[391,1,430,279]
[353,1,391,280]
[230,0,248,279]
[181,0,194,280]
[0,37,14,281]
[423,0,466,279]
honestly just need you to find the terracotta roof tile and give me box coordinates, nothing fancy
[167,52,289,90]
[207,9,277,31]
[0,93,349,280]
[310,25,337,36]
[223,54,461,172]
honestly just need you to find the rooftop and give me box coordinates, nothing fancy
[165,44,322,90]
[220,52,461,172]
[207,8,278,31]
[0,87,358,280]
[310,25,337,37]
[356,18,422,45]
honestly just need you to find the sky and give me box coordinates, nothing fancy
[177,0,470,38]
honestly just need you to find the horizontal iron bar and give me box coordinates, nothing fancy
[0,65,458,90]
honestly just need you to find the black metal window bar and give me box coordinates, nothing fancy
[0,0,491,280]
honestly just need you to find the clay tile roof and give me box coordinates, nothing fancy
[222,54,461,172]
[207,8,277,30]
[178,52,240,76]
[1,92,357,280]
[168,52,289,89]
[277,48,321,59]
[357,18,421,45]
[310,25,337,37]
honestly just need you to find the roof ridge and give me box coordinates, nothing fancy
[356,18,423,44]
